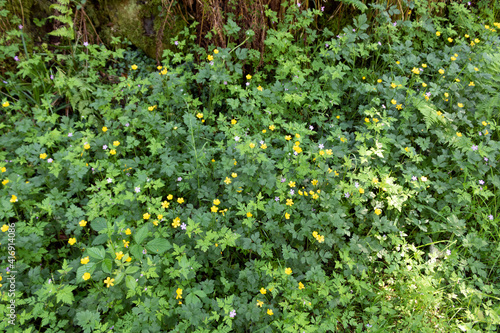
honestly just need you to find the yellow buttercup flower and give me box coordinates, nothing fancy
[231,119,237,125]
[68,238,76,245]
[465,34,469,38]
[411,67,420,75]
[84,143,90,150]
[79,220,87,227]
[196,113,203,119]
[257,85,263,91]
[482,121,487,126]
[10,195,17,203]
[377,79,382,83]
[110,149,116,155]
[81,256,90,265]
[231,173,237,178]
[286,199,293,206]
[439,69,445,74]
[172,217,181,228]
[177,197,185,204]
[40,153,47,159]
[285,267,292,275]
[1,167,6,172]
[359,188,365,194]
[249,142,255,148]
[391,83,397,88]
[211,206,218,213]
[125,228,132,235]
[246,212,252,218]
[451,56,456,61]
[82,272,91,281]
[176,288,183,299]
[1,225,9,232]
[207,55,213,61]
[104,277,115,288]
[267,309,273,315]
[422,83,427,87]
[448,37,453,43]
[260,288,266,294]
[224,177,232,184]
[269,125,275,131]
[391,99,397,105]
[213,49,219,54]
[246,74,252,80]
[162,201,170,209]
[2,179,9,186]
[213,199,220,206]
[143,213,151,220]
[2,101,9,107]
[436,31,441,36]
[457,103,464,108]
[260,144,267,149]
[469,81,475,86]
[131,64,138,70]
[456,132,462,137]
[374,209,382,215]
[422,64,427,68]
[257,300,264,307]
[285,213,290,219]
[298,282,305,290]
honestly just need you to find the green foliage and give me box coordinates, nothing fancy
[1,0,500,332]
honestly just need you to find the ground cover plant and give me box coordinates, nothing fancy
[1,0,500,332]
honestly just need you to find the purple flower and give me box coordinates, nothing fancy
[353,29,356,32]
[489,214,494,220]
[19,25,23,30]
[281,178,286,183]
[297,3,301,7]
[484,157,488,161]
[230,310,236,318]
[321,6,324,11]
[319,143,324,149]
[426,92,431,97]
[309,125,314,130]
[50,74,54,80]
[224,81,227,85]
[412,176,417,181]
[47,158,53,163]
[135,187,140,193]
[479,180,484,185]
[382,104,386,109]
[355,182,359,188]
[345,192,350,198]
[180,223,187,230]
[246,82,249,86]
[177,177,182,181]
[107,178,112,183]
[378,41,382,46]
[125,123,130,127]
[393,22,397,26]
[175,41,179,45]
[83,42,89,47]
[14,56,19,61]
[210,61,214,66]
[479,132,482,136]
[275,196,279,202]
[293,151,298,156]
[290,189,295,195]
[260,140,264,145]
[142,249,147,254]
[68,133,73,137]
[446,250,451,256]
[472,145,478,151]
[103,145,108,150]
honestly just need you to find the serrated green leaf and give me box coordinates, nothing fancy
[146,238,171,254]
[134,225,149,245]
[87,247,106,260]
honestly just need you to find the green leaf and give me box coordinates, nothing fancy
[87,247,106,260]
[125,275,137,290]
[101,259,113,274]
[92,234,108,245]
[146,238,172,254]
[90,218,107,233]
[56,285,76,305]
[134,225,149,245]
[125,265,140,274]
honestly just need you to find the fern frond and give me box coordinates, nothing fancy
[48,27,74,39]
[339,0,368,13]
[413,98,444,130]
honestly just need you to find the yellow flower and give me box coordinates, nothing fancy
[421,176,428,181]
[104,277,115,288]
[214,49,219,54]
[288,181,296,188]
[457,103,464,108]
[10,195,17,203]
[110,149,116,155]
[224,177,232,184]
[157,66,162,70]
[390,99,397,105]
[262,129,266,133]
[312,231,318,238]
[448,37,453,43]
[482,121,487,126]
[161,69,168,75]
[362,76,365,80]
[2,101,9,107]
[396,104,403,110]
[455,78,460,82]
[257,300,264,307]
[285,213,290,219]
[293,146,302,153]
[249,142,255,148]
[231,119,237,125]
[439,69,445,74]
[81,256,89,265]
[162,201,170,209]
[295,133,300,139]
[123,239,129,248]
[267,309,274,316]
[207,55,213,61]
[411,67,420,75]
[269,125,275,131]
[485,130,489,135]
[213,199,220,205]
[444,93,449,98]
[285,267,292,275]
[336,115,340,119]
[246,74,252,80]
[396,61,400,65]
[317,235,325,243]
[374,209,382,215]
[211,206,218,213]
[177,198,185,204]
[68,238,76,245]
[312,179,318,186]
[79,220,87,227]
[422,82,427,87]
[359,188,365,194]
[2,179,9,186]
[465,34,469,38]
[436,31,441,36]
[451,56,456,61]
[474,38,480,43]
[259,287,267,295]
[143,212,151,220]
[1,225,9,232]
[474,67,479,71]
[372,177,378,184]
[257,85,263,91]
[125,257,131,262]
[82,272,91,281]
[422,64,427,68]
[196,113,203,119]
[125,228,132,235]
[152,220,158,226]
[172,217,181,228]
[102,126,108,133]
[334,170,339,176]
[246,212,253,218]
[469,81,475,86]
[260,144,267,149]
[157,214,163,220]
[40,153,47,159]
[286,199,293,206]
[299,282,305,290]
[377,79,382,83]
[131,64,138,70]
[231,173,237,178]
[113,141,120,147]
[390,83,397,88]
[176,288,183,299]
[456,132,462,137]
[1,167,6,172]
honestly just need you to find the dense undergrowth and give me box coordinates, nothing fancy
[1,0,500,332]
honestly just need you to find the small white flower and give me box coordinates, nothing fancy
[107,178,112,183]
[235,136,240,141]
